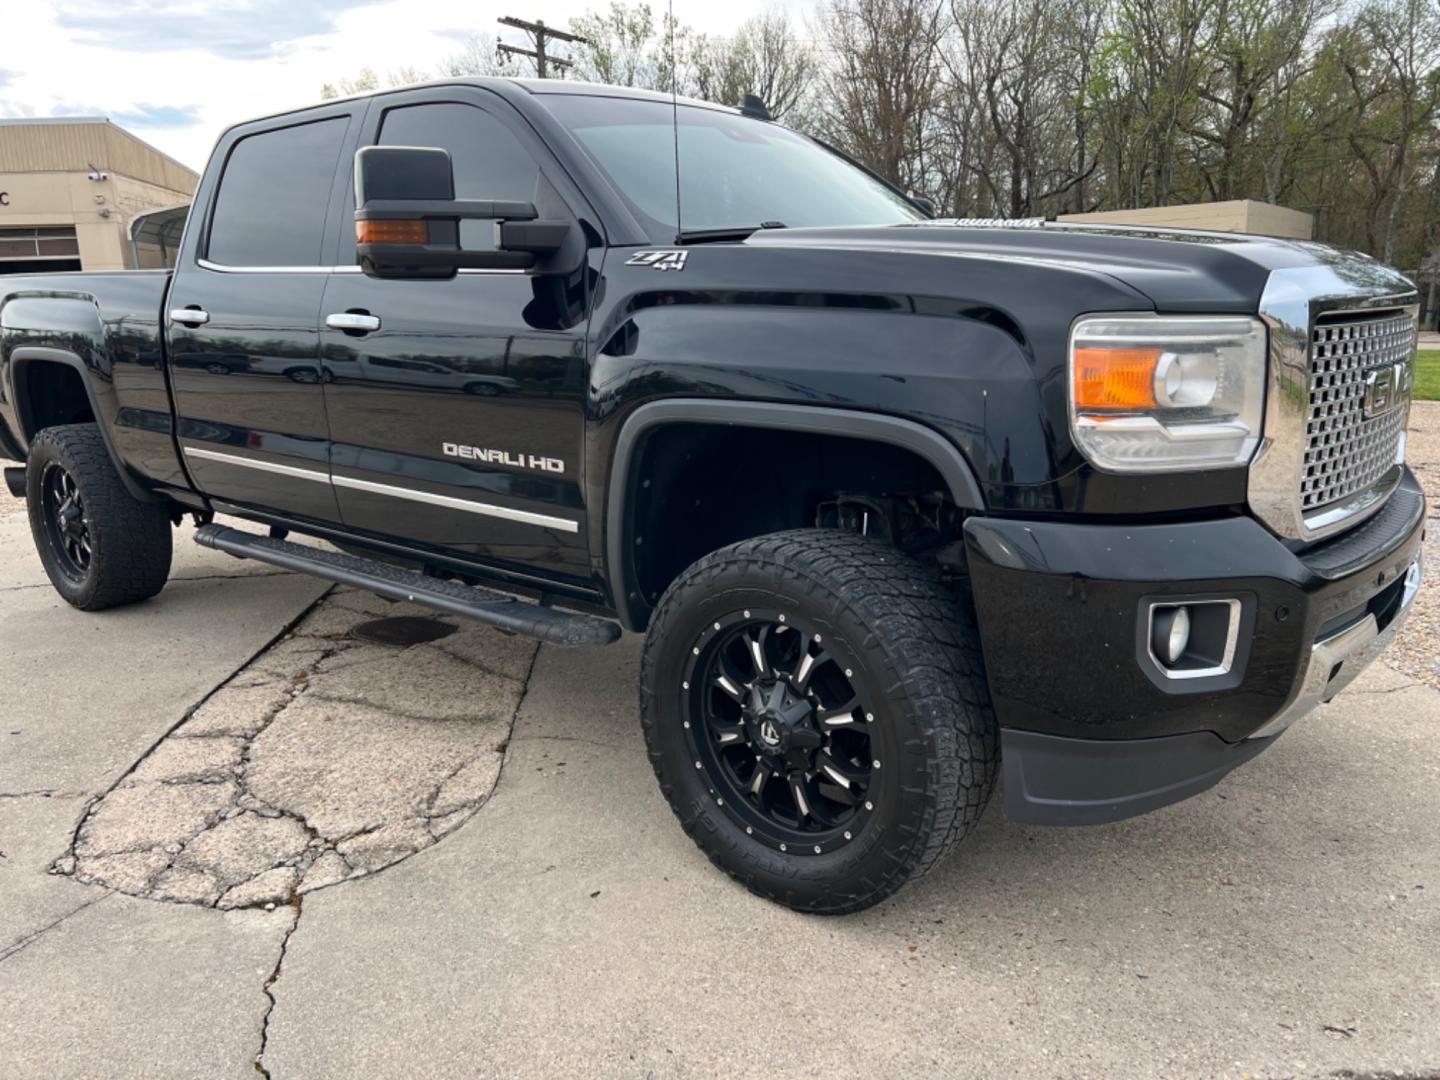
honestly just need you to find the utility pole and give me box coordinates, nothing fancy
[496,17,588,79]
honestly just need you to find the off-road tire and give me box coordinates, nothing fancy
[26,424,172,611]
[640,528,998,914]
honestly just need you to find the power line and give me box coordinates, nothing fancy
[496,16,589,79]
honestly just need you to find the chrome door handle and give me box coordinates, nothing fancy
[169,308,210,327]
[325,313,381,333]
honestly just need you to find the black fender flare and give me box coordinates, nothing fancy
[9,345,163,504]
[604,399,986,631]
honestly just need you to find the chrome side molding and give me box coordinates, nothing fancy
[180,444,578,533]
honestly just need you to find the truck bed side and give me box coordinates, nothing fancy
[0,270,192,501]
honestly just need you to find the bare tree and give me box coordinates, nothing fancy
[320,66,427,101]
[1184,0,1335,201]
[708,12,818,118]
[437,33,523,78]
[1361,0,1440,261]
[949,0,1092,217]
[813,0,948,196]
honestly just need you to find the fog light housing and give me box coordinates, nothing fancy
[1147,599,1242,680]
[1152,605,1191,665]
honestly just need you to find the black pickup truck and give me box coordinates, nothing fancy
[0,79,1425,913]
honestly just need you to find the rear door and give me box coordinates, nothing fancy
[167,105,358,523]
[318,89,593,583]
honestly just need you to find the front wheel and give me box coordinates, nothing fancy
[640,529,998,913]
[26,424,173,611]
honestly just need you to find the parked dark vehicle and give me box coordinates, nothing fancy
[0,79,1424,913]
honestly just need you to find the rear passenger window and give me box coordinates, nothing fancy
[208,118,348,267]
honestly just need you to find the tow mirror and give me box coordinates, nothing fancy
[354,145,577,279]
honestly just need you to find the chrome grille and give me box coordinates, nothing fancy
[1303,310,1415,512]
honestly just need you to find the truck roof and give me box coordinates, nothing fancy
[509,77,737,112]
[272,76,735,122]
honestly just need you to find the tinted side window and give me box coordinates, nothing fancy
[379,103,538,200]
[208,118,348,267]
[377,103,540,251]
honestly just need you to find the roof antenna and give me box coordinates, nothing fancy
[669,0,682,243]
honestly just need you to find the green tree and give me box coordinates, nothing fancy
[569,2,660,88]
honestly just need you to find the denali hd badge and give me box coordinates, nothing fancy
[626,250,688,272]
[443,443,564,473]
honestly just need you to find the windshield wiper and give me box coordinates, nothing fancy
[676,222,788,245]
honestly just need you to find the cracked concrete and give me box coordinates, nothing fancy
[253,898,302,1080]
[1,492,332,1077]
[58,586,537,910]
[1,893,297,1080]
[261,637,1440,1080]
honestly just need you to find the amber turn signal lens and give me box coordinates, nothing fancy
[356,219,428,245]
[1072,346,1162,410]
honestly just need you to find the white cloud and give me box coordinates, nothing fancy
[0,0,810,172]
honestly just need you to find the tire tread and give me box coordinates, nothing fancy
[26,424,172,611]
[639,528,998,913]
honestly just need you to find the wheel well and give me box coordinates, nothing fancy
[621,423,969,626]
[15,361,95,439]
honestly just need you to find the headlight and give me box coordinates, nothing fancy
[1068,314,1267,472]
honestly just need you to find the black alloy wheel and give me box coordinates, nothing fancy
[641,528,998,914]
[684,609,878,854]
[25,424,173,611]
[40,462,91,580]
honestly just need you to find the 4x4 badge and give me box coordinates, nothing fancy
[626,250,688,272]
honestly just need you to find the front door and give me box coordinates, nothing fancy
[167,111,357,523]
[318,94,592,582]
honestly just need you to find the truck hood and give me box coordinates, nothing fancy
[742,222,1415,314]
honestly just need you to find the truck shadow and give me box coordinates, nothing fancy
[892,703,1430,940]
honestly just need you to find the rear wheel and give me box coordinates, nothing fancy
[640,528,998,913]
[26,424,173,611]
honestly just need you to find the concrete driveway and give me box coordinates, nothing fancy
[2,487,1438,1079]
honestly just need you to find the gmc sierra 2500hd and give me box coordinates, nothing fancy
[0,79,1425,913]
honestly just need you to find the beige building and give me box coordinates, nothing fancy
[1059,198,1313,240]
[0,117,198,275]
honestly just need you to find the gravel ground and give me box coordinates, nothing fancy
[1387,400,1440,688]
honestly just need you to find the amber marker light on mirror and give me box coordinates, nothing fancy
[356,220,429,245]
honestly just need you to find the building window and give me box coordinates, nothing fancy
[0,227,81,261]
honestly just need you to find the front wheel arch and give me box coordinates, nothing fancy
[604,400,987,632]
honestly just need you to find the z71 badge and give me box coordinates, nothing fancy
[625,250,688,272]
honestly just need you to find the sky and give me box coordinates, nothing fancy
[0,0,808,172]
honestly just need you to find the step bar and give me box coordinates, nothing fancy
[194,524,620,647]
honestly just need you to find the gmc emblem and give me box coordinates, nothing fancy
[1363,361,1410,419]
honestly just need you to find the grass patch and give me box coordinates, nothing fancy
[1417,349,1440,401]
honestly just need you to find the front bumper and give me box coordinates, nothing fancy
[965,468,1425,825]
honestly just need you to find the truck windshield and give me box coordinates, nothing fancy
[545,94,925,239]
